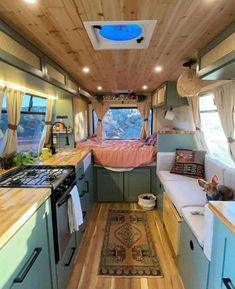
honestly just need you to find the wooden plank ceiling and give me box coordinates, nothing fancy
[0,0,234,93]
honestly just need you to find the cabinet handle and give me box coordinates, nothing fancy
[160,183,162,189]
[82,211,87,219]
[189,240,194,251]
[85,181,89,193]
[79,190,86,198]
[14,248,42,283]
[78,174,85,180]
[65,247,76,267]
[222,278,234,289]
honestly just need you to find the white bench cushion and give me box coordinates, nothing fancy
[158,170,196,183]
[181,206,205,247]
[164,180,207,216]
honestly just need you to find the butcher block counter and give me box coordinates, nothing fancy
[0,148,91,249]
[41,148,91,166]
[0,187,51,249]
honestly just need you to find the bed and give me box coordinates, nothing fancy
[76,138,156,168]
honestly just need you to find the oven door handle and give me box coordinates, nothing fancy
[57,194,71,207]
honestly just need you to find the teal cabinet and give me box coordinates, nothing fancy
[97,168,124,202]
[208,217,235,289]
[157,133,197,152]
[178,221,209,289]
[96,166,156,202]
[152,81,188,108]
[124,168,151,202]
[0,200,56,289]
[56,233,76,289]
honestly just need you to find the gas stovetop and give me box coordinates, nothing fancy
[0,165,74,190]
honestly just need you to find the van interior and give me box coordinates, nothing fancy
[0,1,235,289]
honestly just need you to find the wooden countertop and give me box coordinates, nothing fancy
[41,148,91,166]
[0,187,51,249]
[209,201,235,234]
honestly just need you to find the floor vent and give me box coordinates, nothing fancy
[83,20,157,50]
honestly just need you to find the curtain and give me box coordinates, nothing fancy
[38,98,55,154]
[0,86,6,119]
[1,88,24,156]
[137,101,151,139]
[187,95,207,150]
[214,81,235,161]
[92,101,110,139]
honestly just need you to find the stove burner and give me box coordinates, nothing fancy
[45,175,57,182]
[26,171,38,177]
[11,179,23,186]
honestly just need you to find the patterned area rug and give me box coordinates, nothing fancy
[98,209,163,277]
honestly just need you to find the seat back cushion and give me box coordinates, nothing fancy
[157,152,175,172]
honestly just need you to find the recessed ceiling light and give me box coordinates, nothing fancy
[82,66,90,73]
[142,85,148,90]
[24,0,36,3]
[155,66,162,72]
[97,86,102,91]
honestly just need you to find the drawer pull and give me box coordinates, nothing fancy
[222,278,234,289]
[65,247,76,267]
[78,174,85,180]
[14,247,42,283]
[190,240,194,251]
[83,211,87,219]
[85,181,89,193]
[79,190,86,198]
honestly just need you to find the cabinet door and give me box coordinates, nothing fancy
[178,221,209,289]
[156,176,164,219]
[157,85,166,105]
[0,201,55,289]
[97,168,123,202]
[124,168,151,202]
[56,233,76,289]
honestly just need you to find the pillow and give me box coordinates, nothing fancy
[170,149,206,178]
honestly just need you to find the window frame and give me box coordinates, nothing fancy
[92,106,153,139]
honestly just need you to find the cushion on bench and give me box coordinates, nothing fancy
[158,170,196,183]
[164,180,207,216]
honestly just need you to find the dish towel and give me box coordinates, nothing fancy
[68,185,83,234]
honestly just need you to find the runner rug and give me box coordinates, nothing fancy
[98,209,163,277]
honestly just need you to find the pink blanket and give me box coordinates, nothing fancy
[76,139,156,168]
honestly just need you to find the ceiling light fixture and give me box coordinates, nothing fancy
[155,66,162,72]
[97,86,102,91]
[24,0,37,3]
[82,67,90,73]
[142,85,148,90]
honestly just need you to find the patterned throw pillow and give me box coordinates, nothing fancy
[170,149,206,178]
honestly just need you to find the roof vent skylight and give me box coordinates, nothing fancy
[84,20,157,50]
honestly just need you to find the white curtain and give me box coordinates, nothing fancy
[0,86,6,118]
[1,88,24,156]
[187,95,207,150]
[92,101,110,139]
[38,98,55,155]
[214,81,235,161]
[137,101,151,139]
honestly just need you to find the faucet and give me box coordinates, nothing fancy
[50,121,70,154]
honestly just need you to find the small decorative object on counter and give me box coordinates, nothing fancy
[40,148,52,161]
[0,153,14,170]
[138,193,157,210]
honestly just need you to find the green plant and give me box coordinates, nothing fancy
[13,152,38,166]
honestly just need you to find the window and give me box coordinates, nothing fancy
[199,93,235,167]
[0,94,46,155]
[93,107,152,139]
[17,95,46,154]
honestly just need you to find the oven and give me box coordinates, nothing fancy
[51,170,76,264]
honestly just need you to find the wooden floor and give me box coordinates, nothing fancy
[67,203,184,289]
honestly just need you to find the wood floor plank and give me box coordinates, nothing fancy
[66,203,184,289]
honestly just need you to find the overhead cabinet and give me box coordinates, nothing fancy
[198,22,235,80]
[152,81,188,108]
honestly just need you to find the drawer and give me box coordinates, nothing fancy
[56,233,76,289]
[76,163,85,181]
[163,192,181,255]
[0,201,54,289]
[178,221,209,289]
